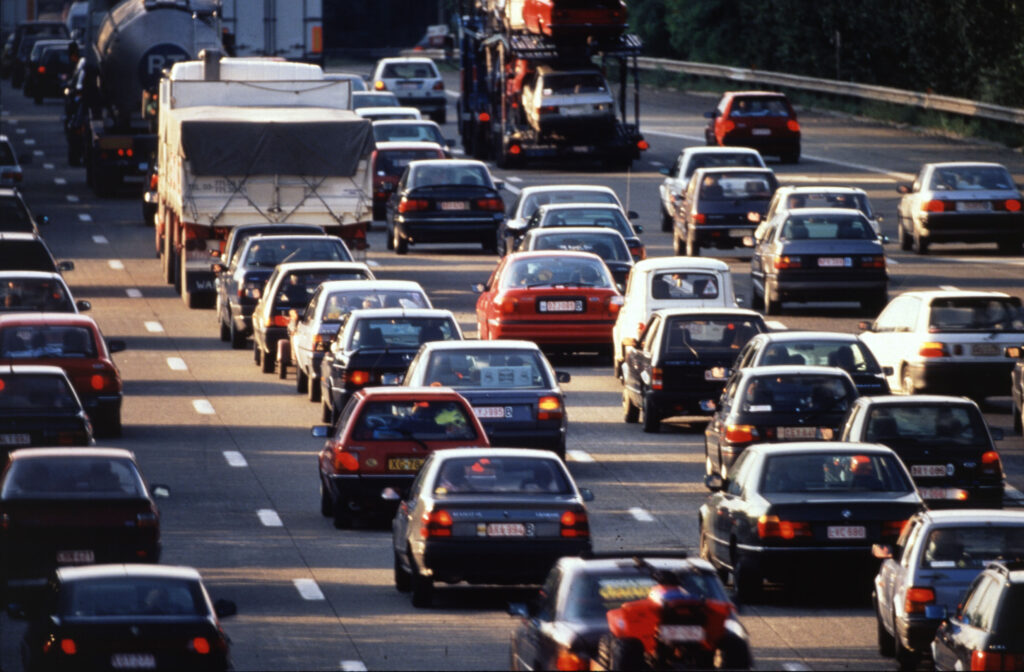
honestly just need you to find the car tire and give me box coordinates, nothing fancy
[898,217,912,251]
[686,235,698,257]
[661,205,673,233]
[308,375,321,402]
[641,395,659,433]
[277,350,289,379]
[900,364,915,396]
[394,551,412,593]
[219,314,230,342]
[94,410,122,439]
[750,286,764,312]
[230,319,247,350]
[321,398,333,424]
[733,554,762,604]
[254,340,262,365]
[912,227,929,255]
[386,223,395,250]
[410,562,434,608]
[261,347,275,374]
[296,366,309,394]
[607,636,645,671]
[34,93,42,105]
[781,150,800,164]
[332,499,353,529]
[319,480,333,517]
[875,597,895,657]
[622,389,639,424]
[998,238,1023,255]
[714,635,753,670]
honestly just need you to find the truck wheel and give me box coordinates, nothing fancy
[162,235,176,285]
[93,168,116,198]
[180,253,197,308]
[607,636,645,671]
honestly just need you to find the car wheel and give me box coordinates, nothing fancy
[661,205,672,233]
[733,553,762,603]
[219,312,230,342]
[34,93,42,105]
[386,223,395,250]
[296,366,309,394]
[94,409,122,439]
[332,499,353,529]
[394,226,408,255]
[641,394,660,433]
[410,561,434,608]
[277,349,289,379]
[622,389,639,424]
[898,217,912,251]
[912,227,929,255]
[253,340,262,365]
[607,636,645,671]
[307,374,321,402]
[394,551,412,593]
[997,238,1023,255]
[230,319,247,350]
[1014,400,1022,435]
[319,479,332,517]
[901,364,915,396]
[875,596,895,657]
[893,612,920,671]
[261,346,275,374]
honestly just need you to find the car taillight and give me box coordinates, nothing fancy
[475,198,504,211]
[496,296,518,315]
[904,586,935,614]
[60,638,77,655]
[628,243,645,260]
[509,144,522,155]
[115,148,134,158]
[923,199,950,213]
[478,112,491,122]
[1004,199,1022,212]
[538,395,563,420]
[344,370,370,386]
[272,315,290,327]
[650,367,663,390]
[333,450,359,473]
[421,509,453,538]
[786,119,800,132]
[57,431,84,445]
[918,341,947,358]
[398,197,430,213]
[432,80,444,91]
[693,213,706,225]
[860,255,886,269]
[971,651,1024,671]
[637,139,649,151]
[37,65,45,73]
[981,451,1003,477]
[606,295,624,315]
[721,119,736,133]
[556,648,589,671]
[757,515,812,540]
[374,80,386,91]
[149,172,159,190]
[189,637,211,655]
[883,520,909,538]
[724,424,758,444]
[774,255,802,269]
[313,334,327,352]
[560,510,589,538]
[539,105,559,115]
[1,513,9,530]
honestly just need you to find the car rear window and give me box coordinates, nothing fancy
[0,241,54,272]
[864,405,989,447]
[350,317,457,349]
[59,577,206,617]
[373,123,443,144]
[0,373,77,412]
[352,399,477,441]
[699,173,773,201]
[741,374,855,414]
[352,92,399,108]
[424,348,550,388]
[382,61,438,79]
[563,568,725,622]
[919,527,1024,569]
[687,153,763,176]
[0,200,32,232]
[729,97,791,117]
[784,191,871,216]
[376,149,443,176]
[0,278,73,312]
[928,165,1015,191]
[780,214,874,240]
[41,47,70,66]
[432,456,570,495]
[410,163,491,188]
[274,270,370,308]
[532,231,630,262]
[321,289,428,322]
[757,340,881,373]
[244,238,351,267]
[1,456,144,499]
[541,73,607,95]
[662,316,764,354]
[520,191,617,219]
[502,256,613,289]
[539,208,633,238]
[0,325,96,358]
[761,453,912,494]
[650,271,721,300]
[927,298,1024,332]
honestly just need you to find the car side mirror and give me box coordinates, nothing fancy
[57,260,75,272]
[579,487,595,502]
[659,168,669,176]
[857,320,873,332]
[704,473,725,492]
[896,183,912,194]
[311,425,330,438]
[107,339,127,354]
[628,211,638,220]
[76,300,91,312]
[507,219,527,231]
[471,283,486,293]
[871,543,893,560]
[990,427,1005,441]
[214,599,237,618]
[556,371,571,384]
[634,224,643,234]
[494,180,505,191]
[150,484,170,498]
[882,366,894,376]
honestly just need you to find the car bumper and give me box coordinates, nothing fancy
[918,482,1004,508]
[79,394,122,416]
[489,319,615,346]
[417,538,591,584]
[738,545,879,582]
[919,212,1024,241]
[907,360,1016,397]
[480,423,565,451]
[721,134,800,156]
[535,114,617,136]
[326,473,414,512]
[772,277,888,301]
[397,217,502,244]
[646,388,722,417]
[229,300,257,333]
[692,224,758,248]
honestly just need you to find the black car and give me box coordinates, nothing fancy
[517,226,634,290]
[0,448,165,592]
[732,331,891,396]
[403,340,570,457]
[673,166,778,257]
[0,187,46,234]
[508,554,743,672]
[385,159,505,255]
[0,232,73,274]
[700,442,923,602]
[840,395,1005,507]
[704,365,858,479]
[320,308,462,425]
[392,448,593,607]
[0,365,93,461]
[16,564,236,672]
[214,233,345,348]
[525,203,646,263]
[750,208,888,315]
[932,560,1024,671]
[1009,345,1024,435]
[23,39,73,103]
[5,21,68,87]
[622,308,767,433]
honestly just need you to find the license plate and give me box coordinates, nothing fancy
[729,228,753,237]
[956,201,990,211]
[827,525,866,540]
[911,464,949,478]
[751,128,771,136]
[380,373,402,386]
[56,550,95,564]
[398,82,419,90]
[704,367,729,380]
[573,146,590,153]
[539,300,583,313]
[919,487,950,500]
[0,433,30,446]
[778,426,818,439]
[487,522,526,537]
[387,457,425,472]
[818,257,849,268]
[659,625,705,642]
[111,653,156,670]
[439,200,468,211]
[474,406,511,419]
[972,343,1000,356]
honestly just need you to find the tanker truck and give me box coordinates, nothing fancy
[67,0,222,196]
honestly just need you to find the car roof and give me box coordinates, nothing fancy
[539,202,622,213]
[506,250,606,262]
[373,119,442,128]
[10,446,134,461]
[272,261,369,273]
[377,56,436,65]
[0,270,66,281]
[431,446,568,461]
[855,394,979,407]
[652,307,763,319]
[558,556,710,575]
[692,166,776,177]
[632,257,729,273]
[519,184,618,196]
[374,141,445,152]
[0,312,96,328]
[245,234,335,244]
[752,330,858,343]
[780,207,870,218]
[346,307,454,320]
[0,188,20,197]
[916,509,1024,525]
[409,158,488,170]
[724,90,789,98]
[739,364,854,378]
[57,564,203,582]
[747,441,895,456]
[316,279,425,293]
[356,106,421,115]
[774,185,868,196]
[924,161,1009,170]
[232,222,323,233]
[682,146,763,156]
[528,226,626,239]
[356,386,463,399]
[419,339,540,353]
[894,289,1012,301]
[0,232,45,242]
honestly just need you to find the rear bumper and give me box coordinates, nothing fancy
[738,545,879,582]
[489,319,615,347]
[721,134,800,156]
[326,473,414,512]
[772,277,888,301]
[418,538,591,584]
[397,217,502,244]
[897,614,942,653]
[907,360,1016,397]
[918,212,1024,241]
[394,94,446,114]
[481,423,565,450]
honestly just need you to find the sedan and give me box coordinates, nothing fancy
[700,442,922,602]
[392,447,593,607]
[0,448,166,592]
[370,141,447,221]
[403,339,571,457]
[521,0,627,39]
[0,364,93,460]
[659,146,766,232]
[517,226,634,289]
[674,166,778,257]
[385,159,505,254]
[703,91,801,163]
[499,184,629,256]
[0,134,25,188]
[0,271,90,314]
[17,564,236,672]
[0,187,46,234]
[474,251,623,357]
[526,202,645,262]
[896,161,1024,254]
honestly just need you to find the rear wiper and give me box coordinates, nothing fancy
[396,427,431,453]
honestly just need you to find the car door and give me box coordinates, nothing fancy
[292,287,321,373]
[475,260,506,339]
[705,375,740,474]
[710,449,756,564]
[859,295,921,388]
[750,217,780,292]
[898,167,928,226]
[623,314,660,401]
[935,574,1000,670]
[878,517,924,637]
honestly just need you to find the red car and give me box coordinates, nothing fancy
[313,387,489,529]
[0,313,125,437]
[474,250,623,356]
[522,0,628,40]
[370,141,447,221]
[704,91,801,164]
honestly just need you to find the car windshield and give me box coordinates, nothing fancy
[0,373,77,412]
[349,317,456,349]
[761,453,912,494]
[432,456,570,495]
[321,290,428,322]
[59,577,206,617]
[376,149,442,176]
[352,399,477,441]
[541,73,607,95]
[532,231,630,262]
[410,164,491,188]
[0,241,54,272]
[0,278,73,312]
[562,568,725,623]
[741,374,854,414]
[423,348,550,388]
[920,527,1024,570]
[730,97,790,117]
[757,340,881,373]
[929,166,1015,191]
[519,190,617,219]
[781,214,874,240]
[699,173,773,201]
[650,271,721,300]
[352,92,398,108]
[663,317,764,354]
[539,208,632,238]
[686,153,763,176]
[0,200,32,232]
[0,325,97,358]
[503,256,613,289]
[927,298,1024,332]
[1,457,144,499]
[373,123,444,144]
[783,192,871,216]
[273,270,370,308]
[243,239,351,267]
[864,404,989,448]
[382,62,438,79]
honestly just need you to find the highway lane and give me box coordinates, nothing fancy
[1,72,1023,671]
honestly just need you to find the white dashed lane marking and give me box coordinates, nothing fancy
[630,507,655,522]
[22,138,34,145]
[54,177,66,185]
[143,321,163,333]
[223,451,247,467]
[166,357,187,371]
[92,235,108,244]
[66,195,78,202]
[568,450,594,463]
[108,260,124,270]
[43,163,54,170]
[125,288,142,298]
[257,509,283,527]
[340,661,368,672]
[293,578,325,601]
[78,214,92,222]
[192,399,215,415]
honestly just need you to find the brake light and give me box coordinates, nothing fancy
[693,213,706,225]
[398,197,430,213]
[509,144,522,155]
[556,649,589,671]
[476,198,504,211]
[787,119,801,132]
[345,370,370,386]
[560,510,589,538]
[37,65,45,74]
[240,280,261,300]
[0,513,9,530]
[774,255,802,269]
[637,139,649,151]
[421,509,453,538]
[725,424,758,443]
[90,374,107,391]
[883,520,909,538]
[313,334,327,352]
[971,651,1024,671]
[1004,199,1022,212]
[60,639,77,655]
[538,395,563,420]
[981,451,1003,477]
[374,80,386,91]
[918,342,947,358]
[333,450,359,473]
[758,515,812,540]
[272,315,290,327]
[860,255,886,269]
[651,367,663,390]
[721,119,736,133]
[57,431,83,445]
[606,295,624,315]
[496,296,518,315]
[923,199,949,213]
[149,172,158,190]
[478,112,490,122]
[628,243,645,260]
[190,637,211,655]
[904,586,935,614]
[432,80,444,91]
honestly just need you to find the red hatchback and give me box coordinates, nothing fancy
[370,141,447,221]
[313,387,489,529]
[522,0,628,40]
[474,250,623,356]
[704,91,801,164]
[0,313,125,437]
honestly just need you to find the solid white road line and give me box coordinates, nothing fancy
[567,449,594,463]
[125,288,142,298]
[293,578,325,601]
[192,399,215,415]
[257,509,283,527]
[166,357,187,371]
[144,321,164,332]
[506,175,523,182]
[223,451,247,467]
[14,128,25,134]
[629,507,655,522]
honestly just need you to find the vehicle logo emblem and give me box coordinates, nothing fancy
[947,464,955,476]
[841,509,851,519]
[130,626,140,637]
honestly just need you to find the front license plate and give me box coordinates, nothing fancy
[539,300,583,313]
[827,525,866,540]
[919,487,950,500]
[387,457,425,472]
[704,367,729,380]
[111,653,156,670]
[380,372,402,386]
[56,550,95,564]
[972,343,1000,356]
[474,406,511,419]
[487,522,526,537]
[751,128,771,136]
[911,464,949,478]
[0,434,30,446]
[778,426,818,439]
[659,625,705,642]
[439,200,468,211]
[956,201,991,211]
[817,257,849,268]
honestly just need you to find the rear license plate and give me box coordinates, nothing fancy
[387,457,425,472]
[539,300,583,313]
[919,487,950,500]
[474,406,511,419]
[111,653,156,670]
[704,367,729,380]
[487,522,526,537]
[972,343,1000,356]
[827,525,866,540]
[751,128,771,136]
[778,426,818,439]
[659,625,705,642]
[439,201,468,211]
[380,372,403,386]
[956,201,991,211]
[729,228,753,237]
[818,257,849,268]
[398,82,419,90]
[573,146,590,153]
[0,434,30,446]
[56,550,95,564]
[911,464,949,478]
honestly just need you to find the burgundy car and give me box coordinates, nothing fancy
[704,91,801,164]
[522,0,628,40]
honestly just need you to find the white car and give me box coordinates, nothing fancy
[612,257,737,376]
[0,271,90,314]
[498,184,630,256]
[0,135,25,188]
[355,106,422,122]
[658,147,765,231]
[371,56,446,124]
[520,66,615,136]
[759,185,882,240]
[324,72,368,92]
[858,289,1024,400]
